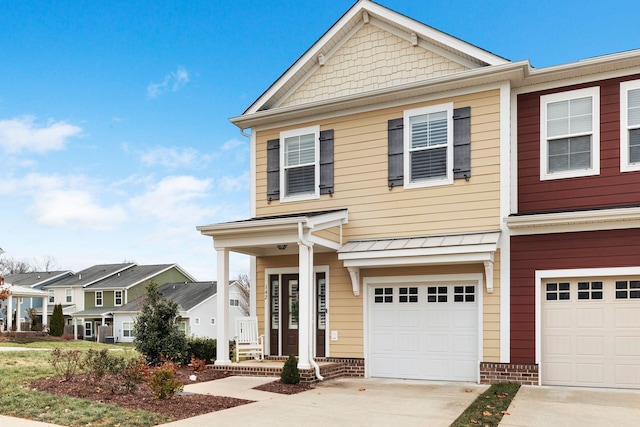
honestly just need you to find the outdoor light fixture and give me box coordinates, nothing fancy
[277,244,288,250]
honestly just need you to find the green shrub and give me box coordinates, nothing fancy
[49,348,83,381]
[280,355,300,384]
[49,304,65,337]
[186,337,217,363]
[84,349,125,380]
[134,282,189,365]
[149,361,183,399]
[120,356,150,394]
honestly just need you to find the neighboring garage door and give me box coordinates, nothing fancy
[543,279,640,389]
[369,283,478,381]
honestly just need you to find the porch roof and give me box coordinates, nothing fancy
[197,209,348,257]
[0,284,49,298]
[71,307,114,318]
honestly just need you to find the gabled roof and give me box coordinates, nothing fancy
[43,263,135,288]
[71,307,115,318]
[84,264,196,290]
[112,281,234,314]
[241,0,508,116]
[3,271,73,288]
[0,283,49,298]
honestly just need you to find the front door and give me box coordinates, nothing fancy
[269,273,326,357]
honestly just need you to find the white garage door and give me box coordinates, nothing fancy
[369,283,478,381]
[543,279,640,389]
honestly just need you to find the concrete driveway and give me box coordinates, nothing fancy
[500,385,640,427]
[162,377,488,427]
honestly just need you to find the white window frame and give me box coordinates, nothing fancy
[279,125,320,202]
[620,80,640,172]
[230,292,240,307]
[122,321,134,337]
[48,289,55,304]
[95,291,103,307]
[540,87,600,180]
[403,103,454,189]
[85,321,93,337]
[194,317,200,326]
[65,288,73,303]
[114,290,123,306]
[210,317,216,325]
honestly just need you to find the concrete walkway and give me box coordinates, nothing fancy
[500,385,640,427]
[161,377,488,427]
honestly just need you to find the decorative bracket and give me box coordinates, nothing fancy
[411,32,418,46]
[362,11,369,24]
[484,261,494,293]
[347,267,360,296]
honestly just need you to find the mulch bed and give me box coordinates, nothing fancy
[30,366,311,421]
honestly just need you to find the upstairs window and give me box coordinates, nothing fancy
[281,126,319,201]
[621,80,640,172]
[403,103,454,188]
[540,87,600,180]
[95,291,103,307]
[65,288,73,303]
[267,127,334,202]
[48,289,55,304]
[114,290,123,306]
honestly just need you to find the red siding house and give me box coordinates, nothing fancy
[508,58,640,388]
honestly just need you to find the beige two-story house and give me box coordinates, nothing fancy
[198,0,518,382]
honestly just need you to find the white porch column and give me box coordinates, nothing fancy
[7,296,13,331]
[297,241,313,370]
[15,297,21,332]
[74,318,78,340]
[215,248,231,366]
[41,296,48,332]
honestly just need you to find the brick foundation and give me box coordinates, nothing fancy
[207,357,365,384]
[480,362,539,386]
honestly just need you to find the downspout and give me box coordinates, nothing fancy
[239,128,251,138]
[298,221,324,381]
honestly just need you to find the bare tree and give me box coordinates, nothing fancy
[32,255,58,272]
[0,256,35,276]
[235,274,251,316]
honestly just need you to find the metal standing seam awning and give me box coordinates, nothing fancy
[337,230,501,295]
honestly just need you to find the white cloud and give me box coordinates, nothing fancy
[29,189,127,230]
[218,172,249,192]
[222,139,244,151]
[140,146,207,169]
[0,116,82,153]
[147,66,190,99]
[13,173,127,230]
[129,175,216,223]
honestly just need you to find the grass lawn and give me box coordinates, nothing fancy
[450,383,521,427]
[0,341,170,427]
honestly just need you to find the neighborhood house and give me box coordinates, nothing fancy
[198,0,640,389]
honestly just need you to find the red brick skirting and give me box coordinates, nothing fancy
[480,362,539,385]
[207,357,365,384]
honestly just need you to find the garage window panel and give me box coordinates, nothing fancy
[427,286,447,303]
[546,282,570,300]
[454,285,475,302]
[374,287,393,304]
[615,280,640,299]
[578,281,603,300]
[399,287,418,303]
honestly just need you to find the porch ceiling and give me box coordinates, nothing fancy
[196,209,348,257]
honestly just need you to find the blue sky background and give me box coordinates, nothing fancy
[1,0,638,280]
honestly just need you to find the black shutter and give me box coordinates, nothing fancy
[388,118,404,188]
[319,129,334,195]
[266,138,280,201]
[453,106,471,180]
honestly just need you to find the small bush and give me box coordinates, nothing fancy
[120,356,151,394]
[84,349,125,381]
[186,337,217,363]
[280,355,300,384]
[49,304,65,337]
[149,361,183,399]
[61,333,75,341]
[50,348,83,381]
[190,355,206,372]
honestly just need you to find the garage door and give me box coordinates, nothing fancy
[543,279,640,389]
[369,283,478,381]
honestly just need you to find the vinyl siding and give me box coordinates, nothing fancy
[517,74,640,214]
[256,89,502,239]
[510,229,640,363]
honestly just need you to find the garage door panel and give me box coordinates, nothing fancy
[370,283,478,381]
[543,278,640,389]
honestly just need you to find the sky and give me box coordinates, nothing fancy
[1,0,638,281]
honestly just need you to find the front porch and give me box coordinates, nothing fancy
[206,356,364,384]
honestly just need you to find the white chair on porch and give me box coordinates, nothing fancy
[234,316,264,362]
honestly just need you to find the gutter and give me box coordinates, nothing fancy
[298,222,323,381]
